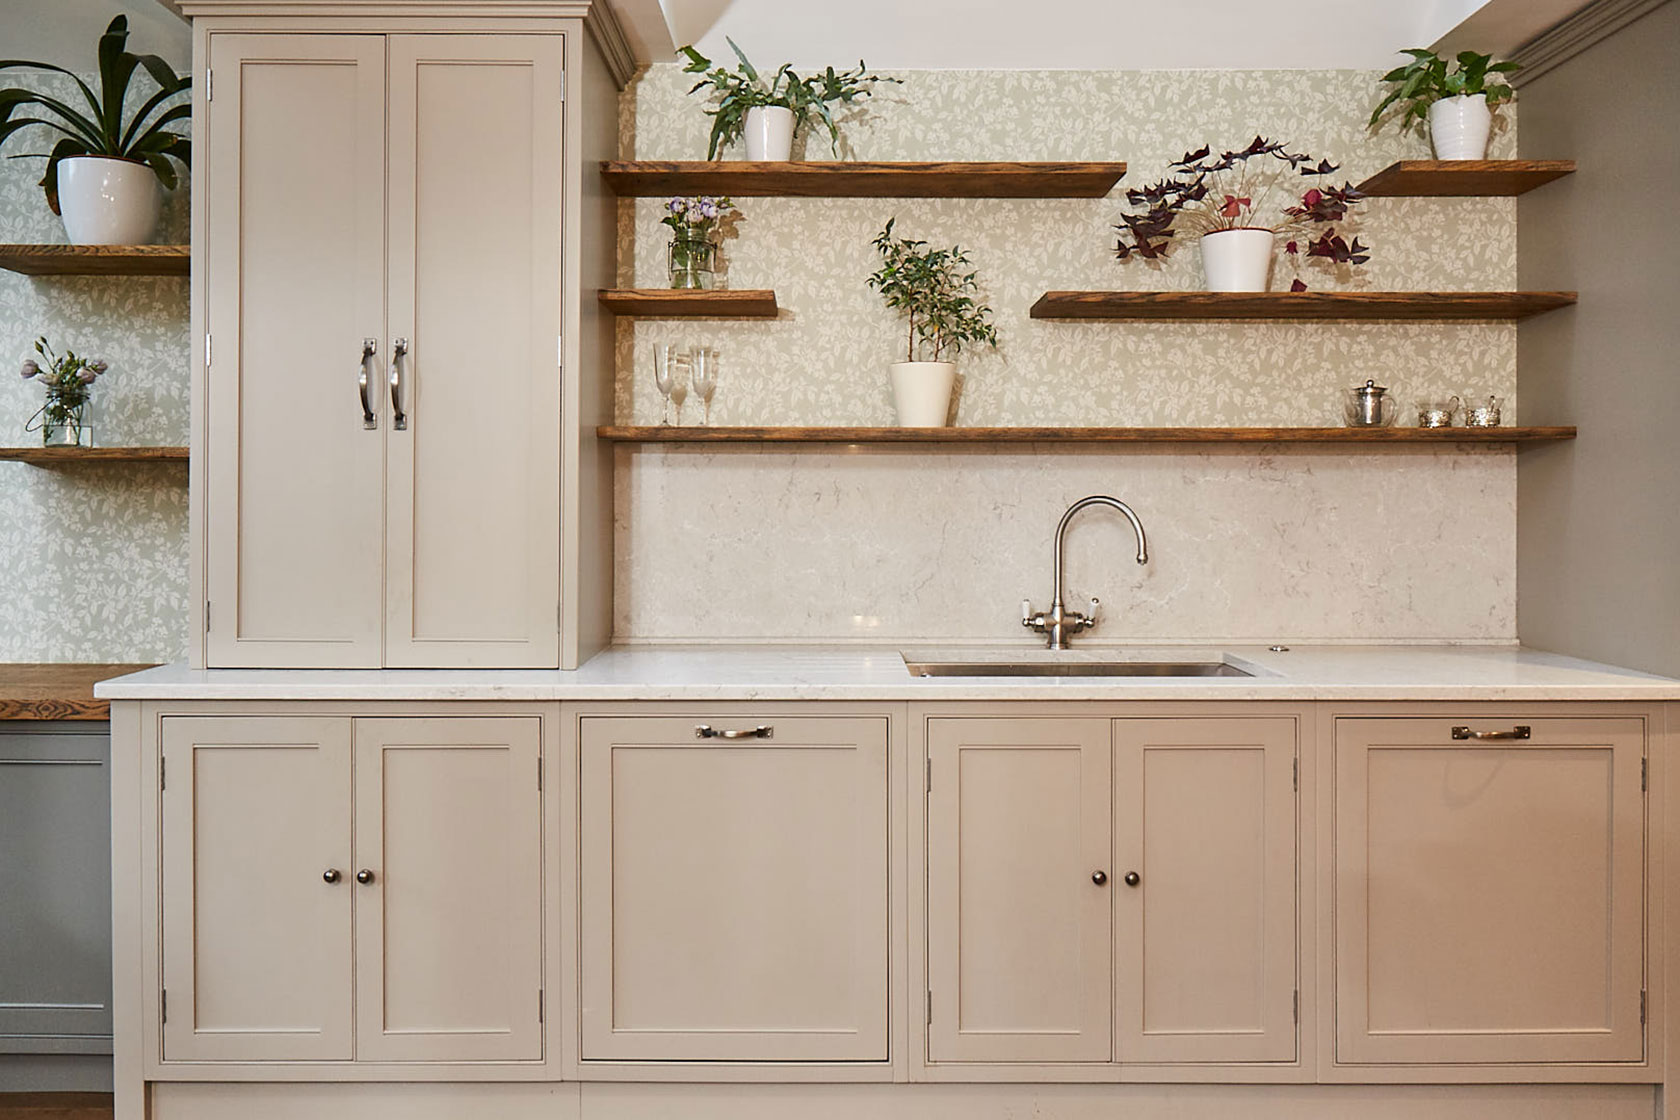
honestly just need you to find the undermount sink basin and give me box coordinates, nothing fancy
[904,660,1254,679]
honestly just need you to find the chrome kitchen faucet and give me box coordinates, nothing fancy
[1022,495,1149,650]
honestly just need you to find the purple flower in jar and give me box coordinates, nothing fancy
[20,359,38,379]
[91,360,108,374]
[77,368,96,383]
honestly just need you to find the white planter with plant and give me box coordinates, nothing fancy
[0,16,190,245]
[1370,49,1518,161]
[868,220,999,428]
[680,39,898,161]
[1114,138,1371,292]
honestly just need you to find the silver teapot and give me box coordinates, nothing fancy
[1344,379,1400,427]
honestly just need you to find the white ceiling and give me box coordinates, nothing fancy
[656,0,1503,71]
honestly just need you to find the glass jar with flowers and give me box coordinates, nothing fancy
[21,336,106,446]
[663,195,737,290]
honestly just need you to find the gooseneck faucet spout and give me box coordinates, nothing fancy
[1022,495,1149,650]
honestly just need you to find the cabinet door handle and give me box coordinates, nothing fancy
[1091,870,1108,886]
[322,868,342,884]
[390,337,409,431]
[355,869,376,884]
[694,724,773,740]
[358,339,378,429]
[1123,871,1141,887]
[1452,725,1532,741]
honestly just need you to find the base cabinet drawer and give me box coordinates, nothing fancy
[579,715,889,1063]
[1334,716,1647,1066]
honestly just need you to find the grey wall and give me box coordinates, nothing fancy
[6,1,190,71]
[1516,0,1680,677]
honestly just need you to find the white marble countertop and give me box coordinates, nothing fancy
[94,644,1680,702]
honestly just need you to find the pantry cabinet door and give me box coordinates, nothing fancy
[352,718,544,1062]
[1335,717,1646,1065]
[1113,718,1298,1064]
[203,34,387,668]
[579,716,889,1062]
[382,35,564,668]
[159,717,353,1062]
[926,718,1113,1064]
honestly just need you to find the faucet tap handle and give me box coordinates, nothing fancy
[1087,596,1100,623]
[1021,599,1046,632]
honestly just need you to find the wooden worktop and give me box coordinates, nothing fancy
[0,664,157,720]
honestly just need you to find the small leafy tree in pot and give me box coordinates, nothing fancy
[679,38,899,160]
[1369,49,1519,134]
[869,219,1000,364]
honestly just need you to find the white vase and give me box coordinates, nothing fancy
[1199,228,1276,292]
[1429,94,1492,161]
[743,105,796,161]
[890,361,957,427]
[57,156,164,246]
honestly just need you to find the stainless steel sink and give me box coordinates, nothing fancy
[904,660,1253,678]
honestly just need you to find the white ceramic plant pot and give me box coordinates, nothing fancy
[890,361,957,427]
[1429,94,1492,160]
[57,156,163,246]
[1199,228,1276,292]
[744,105,796,161]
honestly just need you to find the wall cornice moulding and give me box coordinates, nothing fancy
[584,0,637,89]
[1510,0,1675,83]
[177,0,599,17]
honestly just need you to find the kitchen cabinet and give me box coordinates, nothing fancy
[578,714,889,1063]
[159,715,543,1065]
[1333,716,1647,1066]
[200,30,563,669]
[924,715,1298,1067]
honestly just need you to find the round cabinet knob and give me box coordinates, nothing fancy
[355,869,376,885]
[1091,870,1108,886]
[322,868,341,884]
[1123,871,1141,888]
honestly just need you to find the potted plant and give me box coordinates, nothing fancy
[661,195,737,290]
[0,16,191,245]
[867,219,999,427]
[20,336,107,447]
[1370,49,1520,160]
[679,38,898,161]
[1114,137,1370,292]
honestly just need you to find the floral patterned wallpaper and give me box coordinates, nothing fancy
[0,75,191,663]
[618,66,1519,427]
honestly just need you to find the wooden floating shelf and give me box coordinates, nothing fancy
[598,425,1576,445]
[0,662,158,720]
[598,289,779,318]
[0,244,189,276]
[1029,291,1577,321]
[1356,160,1575,197]
[0,446,188,464]
[601,160,1129,199]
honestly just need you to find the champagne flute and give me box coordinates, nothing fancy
[691,346,719,426]
[652,344,677,425]
[668,348,691,425]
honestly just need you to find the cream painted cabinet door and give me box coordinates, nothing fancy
[1113,718,1298,1064]
[352,718,544,1062]
[160,717,353,1062]
[1335,717,1646,1065]
[926,718,1113,1064]
[382,35,563,668]
[203,35,387,668]
[579,716,889,1062]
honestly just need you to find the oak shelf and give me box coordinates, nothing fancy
[598,425,1576,445]
[1356,160,1576,197]
[600,160,1129,198]
[1029,290,1576,321]
[0,244,189,276]
[598,289,779,318]
[0,446,188,465]
[0,663,157,720]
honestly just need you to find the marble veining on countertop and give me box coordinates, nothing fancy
[94,644,1680,702]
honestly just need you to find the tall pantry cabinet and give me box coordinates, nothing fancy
[184,0,622,670]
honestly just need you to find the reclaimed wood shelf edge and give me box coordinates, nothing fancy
[600,160,1129,198]
[1028,291,1577,320]
[0,243,189,276]
[597,289,779,318]
[0,446,189,464]
[1355,160,1576,197]
[597,425,1577,444]
[0,663,158,720]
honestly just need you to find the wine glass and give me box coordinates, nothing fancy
[691,346,719,426]
[668,348,691,425]
[653,344,678,425]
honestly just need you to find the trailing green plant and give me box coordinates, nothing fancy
[0,15,191,213]
[1369,49,1519,133]
[679,38,898,160]
[868,219,999,364]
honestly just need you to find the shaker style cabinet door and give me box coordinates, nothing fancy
[1112,718,1298,1065]
[1334,717,1647,1065]
[202,35,388,668]
[159,717,354,1062]
[381,36,563,669]
[926,718,1113,1064]
[579,716,889,1062]
[351,718,544,1062]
